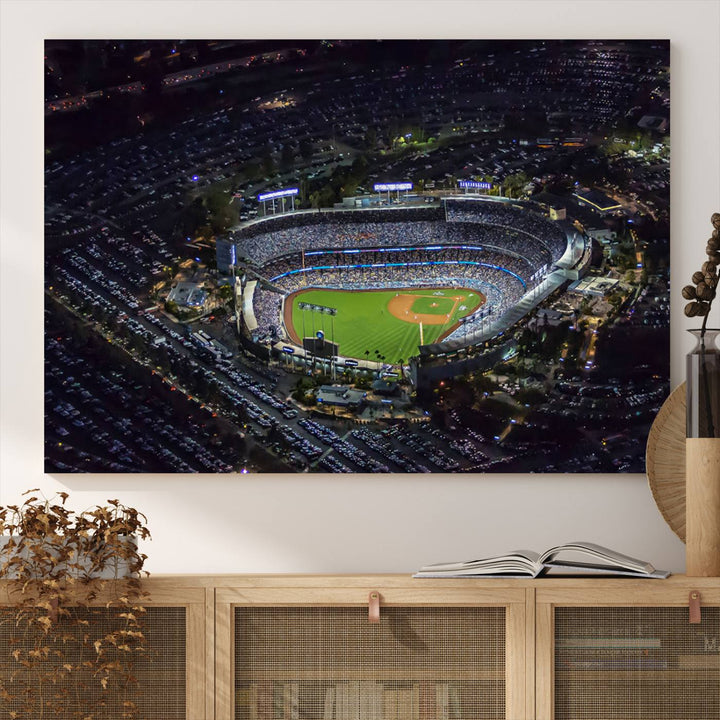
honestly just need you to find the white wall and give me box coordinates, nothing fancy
[1,0,718,574]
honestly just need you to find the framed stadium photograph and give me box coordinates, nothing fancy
[44,39,670,473]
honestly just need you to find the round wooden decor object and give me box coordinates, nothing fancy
[646,383,687,542]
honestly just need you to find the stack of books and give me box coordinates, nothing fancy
[236,680,469,719]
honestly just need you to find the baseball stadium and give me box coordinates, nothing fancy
[219,196,589,381]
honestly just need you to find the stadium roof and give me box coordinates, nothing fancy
[574,190,623,213]
[317,386,366,407]
[167,281,207,307]
[637,115,668,132]
[371,379,399,395]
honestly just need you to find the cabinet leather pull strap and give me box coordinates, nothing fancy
[689,590,702,624]
[368,591,380,623]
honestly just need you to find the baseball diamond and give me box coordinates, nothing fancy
[285,287,485,365]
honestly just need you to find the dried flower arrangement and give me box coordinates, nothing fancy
[0,491,151,719]
[682,213,720,329]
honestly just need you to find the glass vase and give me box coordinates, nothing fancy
[686,328,720,438]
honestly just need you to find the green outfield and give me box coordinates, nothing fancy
[285,287,484,365]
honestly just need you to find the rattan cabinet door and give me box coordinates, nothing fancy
[553,606,720,720]
[0,582,208,720]
[536,581,720,720]
[0,606,187,719]
[234,606,505,720]
[216,580,529,720]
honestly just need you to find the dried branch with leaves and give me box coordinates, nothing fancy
[0,491,151,719]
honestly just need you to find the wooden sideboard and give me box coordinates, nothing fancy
[2,575,719,719]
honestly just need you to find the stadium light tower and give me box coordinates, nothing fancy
[374,182,412,206]
[257,187,298,216]
[326,306,336,380]
[228,263,242,336]
[459,180,493,195]
[298,302,338,378]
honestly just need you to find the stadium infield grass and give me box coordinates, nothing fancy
[285,287,484,365]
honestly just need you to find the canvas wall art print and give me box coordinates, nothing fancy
[44,39,670,473]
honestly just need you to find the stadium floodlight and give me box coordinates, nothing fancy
[257,187,299,217]
[459,181,493,189]
[257,187,299,202]
[373,182,413,192]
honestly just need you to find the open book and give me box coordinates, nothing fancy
[414,541,670,579]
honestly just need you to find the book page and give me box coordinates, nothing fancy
[539,542,655,573]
